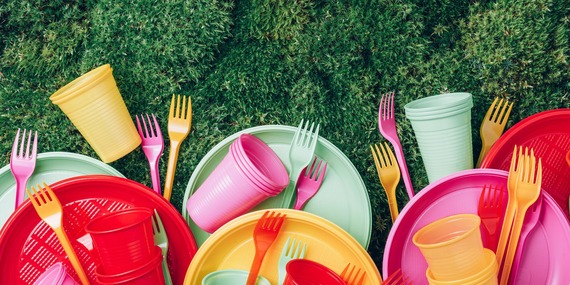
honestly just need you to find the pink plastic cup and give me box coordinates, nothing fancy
[187,133,288,233]
[33,262,79,285]
[231,133,289,192]
[284,259,347,285]
[95,246,165,285]
[85,207,155,275]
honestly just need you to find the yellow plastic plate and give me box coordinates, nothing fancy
[184,209,382,285]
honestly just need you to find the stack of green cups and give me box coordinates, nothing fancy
[404,92,474,183]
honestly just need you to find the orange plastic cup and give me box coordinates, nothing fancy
[426,249,498,285]
[49,64,140,163]
[413,214,487,281]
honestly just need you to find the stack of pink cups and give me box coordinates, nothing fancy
[85,207,165,285]
[187,133,289,233]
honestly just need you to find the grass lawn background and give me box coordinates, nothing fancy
[1,0,569,271]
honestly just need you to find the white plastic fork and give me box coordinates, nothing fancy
[10,128,38,208]
[378,91,415,199]
[280,120,320,208]
[136,114,164,194]
[293,156,327,210]
[277,237,306,285]
[152,209,172,285]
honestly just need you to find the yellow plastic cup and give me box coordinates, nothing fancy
[49,64,140,163]
[426,249,498,285]
[413,214,487,281]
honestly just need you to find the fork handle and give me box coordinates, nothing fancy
[149,159,162,195]
[54,227,90,285]
[163,141,181,202]
[499,206,528,285]
[386,187,399,223]
[246,247,270,285]
[389,141,415,199]
[476,143,493,167]
[14,179,28,208]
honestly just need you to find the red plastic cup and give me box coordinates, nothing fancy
[85,207,155,275]
[95,246,165,285]
[33,262,79,285]
[284,259,347,285]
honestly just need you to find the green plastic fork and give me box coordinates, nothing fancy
[152,209,173,285]
[277,237,306,285]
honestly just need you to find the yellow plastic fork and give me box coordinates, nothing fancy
[495,146,523,268]
[26,183,90,285]
[163,94,192,201]
[476,97,513,167]
[499,148,542,285]
[371,142,401,223]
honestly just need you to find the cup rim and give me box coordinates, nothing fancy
[412,214,480,249]
[404,92,473,114]
[50,64,113,104]
[85,207,152,235]
[229,143,281,196]
[405,103,473,121]
[285,259,346,284]
[34,262,66,285]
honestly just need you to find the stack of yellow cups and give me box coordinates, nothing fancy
[413,214,498,285]
[50,64,141,163]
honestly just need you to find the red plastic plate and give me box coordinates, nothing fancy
[481,108,570,216]
[0,175,197,284]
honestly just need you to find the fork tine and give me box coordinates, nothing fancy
[500,101,514,126]
[302,122,315,147]
[490,98,504,123]
[12,128,21,156]
[484,97,499,121]
[315,161,327,183]
[388,91,395,118]
[31,131,38,158]
[151,114,161,137]
[25,187,38,207]
[309,123,320,150]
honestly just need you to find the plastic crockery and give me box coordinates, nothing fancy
[85,207,156,275]
[482,108,570,216]
[33,262,79,285]
[95,246,165,285]
[202,270,271,285]
[425,249,498,285]
[404,92,474,183]
[413,214,486,281]
[0,152,124,227]
[182,125,372,249]
[49,64,141,163]
[184,209,382,285]
[0,175,197,285]
[283,259,346,285]
[383,168,570,285]
[187,134,288,233]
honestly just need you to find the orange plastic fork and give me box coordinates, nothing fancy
[26,183,89,285]
[499,149,542,285]
[246,211,286,285]
[476,97,513,167]
[340,263,367,285]
[382,268,412,285]
[163,94,192,201]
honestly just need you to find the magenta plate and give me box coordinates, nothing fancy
[382,168,570,284]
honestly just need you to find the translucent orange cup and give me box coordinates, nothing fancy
[413,214,487,281]
[49,64,140,163]
[426,249,498,285]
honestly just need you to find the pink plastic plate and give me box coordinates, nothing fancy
[0,175,198,285]
[481,108,570,216]
[382,169,570,285]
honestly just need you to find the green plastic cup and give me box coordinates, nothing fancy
[405,92,474,183]
[202,270,270,285]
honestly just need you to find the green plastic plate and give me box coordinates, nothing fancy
[182,125,372,248]
[0,151,124,227]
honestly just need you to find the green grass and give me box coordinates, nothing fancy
[1,0,569,272]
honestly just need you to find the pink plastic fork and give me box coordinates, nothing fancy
[136,114,164,194]
[510,195,543,283]
[293,156,327,210]
[378,92,414,199]
[10,128,38,208]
